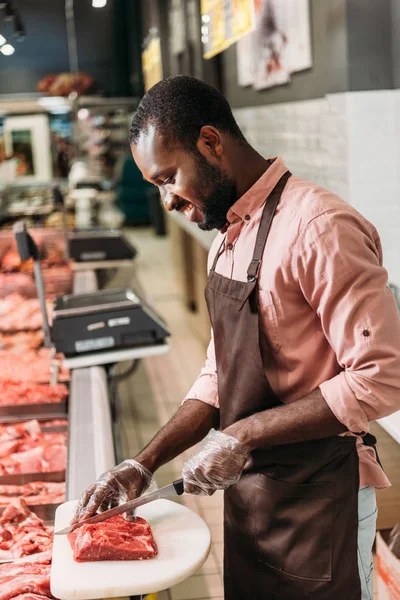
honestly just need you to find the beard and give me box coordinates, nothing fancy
[192,152,237,231]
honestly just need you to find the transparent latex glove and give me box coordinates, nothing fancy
[72,459,155,523]
[182,429,249,496]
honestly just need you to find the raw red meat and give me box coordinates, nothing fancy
[0,380,68,406]
[0,420,42,441]
[0,298,53,332]
[0,482,65,506]
[0,294,26,316]
[40,419,68,429]
[0,349,70,383]
[0,551,55,600]
[0,421,67,475]
[0,500,53,561]
[0,331,44,353]
[8,595,51,600]
[68,515,158,562]
[0,442,67,475]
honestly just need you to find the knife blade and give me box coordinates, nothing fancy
[55,478,184,536]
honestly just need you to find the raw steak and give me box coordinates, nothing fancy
[0,380,68,406]
[0,481,65,506]
[68,515,158,562]
[0,500,53,560]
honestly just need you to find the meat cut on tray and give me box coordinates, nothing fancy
[0,550,54,600]
[0,331,44,353]
[0,499,53,561]
[0,420,67,475]
[0,349,70,383]
[0,380,68,406]
[0,435,67,475]
[0,298,53,332]
[68,515,158,562]
[0,482,65,506]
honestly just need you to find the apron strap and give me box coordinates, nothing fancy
[247,171,292,282]
[210,236,226,272]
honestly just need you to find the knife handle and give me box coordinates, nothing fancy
[173,478,184,496]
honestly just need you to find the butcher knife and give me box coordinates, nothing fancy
[55,478,184,536]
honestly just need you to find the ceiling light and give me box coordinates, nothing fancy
[202,15,210,23]
[92,0,107,7]
[0,34,6,46]
[1,43,14,55]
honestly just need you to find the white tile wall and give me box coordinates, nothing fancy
[233,89,400,289]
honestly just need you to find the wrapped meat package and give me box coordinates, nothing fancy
[68,515,158,562]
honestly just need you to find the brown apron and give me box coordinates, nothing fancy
[205,171,364,599]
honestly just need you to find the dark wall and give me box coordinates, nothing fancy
[346,0,393,91]
[221,0,349,108]
[391,0,400,88]
[0,0,69,94]
[0,0,142,96]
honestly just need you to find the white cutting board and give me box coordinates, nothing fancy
[51,499,211,600]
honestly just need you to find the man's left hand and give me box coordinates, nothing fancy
[182,429,249,495]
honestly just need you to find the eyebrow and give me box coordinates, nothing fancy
[149,169,171,182]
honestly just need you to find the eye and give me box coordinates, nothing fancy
[164,175,175,185]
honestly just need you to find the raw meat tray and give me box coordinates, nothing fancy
[0,470,66,486]
[0,502,59,522]
[0,400,67,421]
[0,415,68,431]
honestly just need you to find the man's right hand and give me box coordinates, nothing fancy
[72,459,153,524]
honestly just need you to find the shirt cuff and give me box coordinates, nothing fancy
[319,371,369,435]
[183,376,220,408]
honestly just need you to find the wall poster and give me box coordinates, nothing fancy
[142,34,164,92]
[236,0,312,90]
[3,114,52,184]
[201,0,256,60]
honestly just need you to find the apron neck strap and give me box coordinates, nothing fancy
[210,236,226,272]
[247,171,291,282]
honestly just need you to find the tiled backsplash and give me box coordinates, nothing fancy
[234,90,400,288]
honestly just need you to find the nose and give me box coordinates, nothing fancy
[163,193,179,212]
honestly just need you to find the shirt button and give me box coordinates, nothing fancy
[244,215,251,221]
[227,243,234,251]
[362,329,370,337]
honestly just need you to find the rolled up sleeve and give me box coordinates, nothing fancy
[183,331,220,408]
[295,209,400,434]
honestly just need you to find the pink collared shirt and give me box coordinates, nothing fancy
[185,157,400,489]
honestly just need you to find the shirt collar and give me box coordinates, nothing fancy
[227,157,288,225]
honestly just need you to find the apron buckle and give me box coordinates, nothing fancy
[247,259,261,282]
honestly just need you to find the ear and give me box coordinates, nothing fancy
[197,125,223,159]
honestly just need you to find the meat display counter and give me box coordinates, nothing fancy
[0,233,169,599]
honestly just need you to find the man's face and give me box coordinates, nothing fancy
[131,124,237,231]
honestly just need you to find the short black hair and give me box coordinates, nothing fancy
[129,75,246,150]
